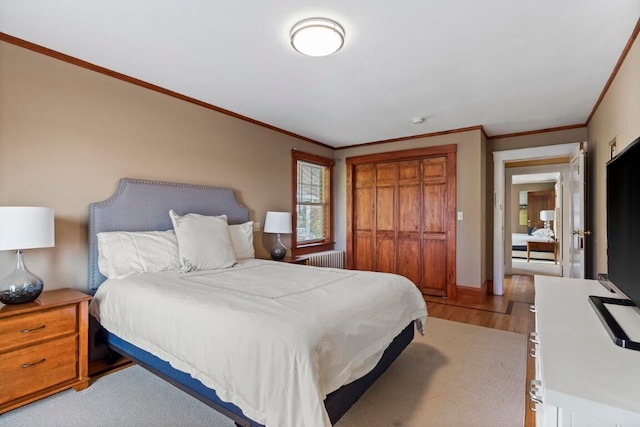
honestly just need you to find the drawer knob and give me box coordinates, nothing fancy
[21,358,46,369]
[20,324,46,334]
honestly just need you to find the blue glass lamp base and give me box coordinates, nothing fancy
[270,247,286,261]
[0,250,44,305]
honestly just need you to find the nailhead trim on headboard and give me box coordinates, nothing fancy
[87,178,250,293]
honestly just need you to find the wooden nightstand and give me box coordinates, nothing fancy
[0,288,91,414]
[279,256,308,265]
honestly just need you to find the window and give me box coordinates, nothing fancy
[291,150,334,254]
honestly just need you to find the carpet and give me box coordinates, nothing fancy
[0,318,526,427]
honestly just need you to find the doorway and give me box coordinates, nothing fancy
[506,168,564,278]
[493,143,584,295]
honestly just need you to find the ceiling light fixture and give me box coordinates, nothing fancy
[290,18,345,57]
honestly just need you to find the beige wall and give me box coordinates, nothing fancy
[334,129,486,288]
[489,127,588,153]
[587,33,640,278]
[0,41,333,292]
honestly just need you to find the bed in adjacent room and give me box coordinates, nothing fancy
[512,230,557,263]
[87,178,427,427]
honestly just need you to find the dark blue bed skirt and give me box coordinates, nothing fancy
[105,321,415,426]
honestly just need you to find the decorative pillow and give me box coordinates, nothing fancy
[229,221,255,260]
[169,210,237,272]
[527,226,536,235]
[97,230,180,279]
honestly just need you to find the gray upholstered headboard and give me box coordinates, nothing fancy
[87,178,250,293]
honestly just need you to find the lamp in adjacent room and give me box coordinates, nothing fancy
[290,18,345,57]
[0,207,55,304]
[263,211,292,261]
[540,210,555,230]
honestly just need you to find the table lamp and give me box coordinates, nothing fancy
[540,210,555,230]
[0,207,55,304]
[263,211,292,261]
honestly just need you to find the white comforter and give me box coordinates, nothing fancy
[89,259,427,427]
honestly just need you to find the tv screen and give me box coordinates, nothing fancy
[607,135,640,308]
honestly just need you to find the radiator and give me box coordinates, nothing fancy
[306,250,346,269]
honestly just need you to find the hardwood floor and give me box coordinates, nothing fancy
[425,274,536,427]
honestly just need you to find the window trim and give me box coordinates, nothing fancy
[291,149,334,255]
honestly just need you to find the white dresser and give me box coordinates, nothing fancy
[532,276,640,426]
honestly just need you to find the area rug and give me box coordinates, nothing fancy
[511,258,561,277]
[0,318,526,427]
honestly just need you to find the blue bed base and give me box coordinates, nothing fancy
[105,321,415,426]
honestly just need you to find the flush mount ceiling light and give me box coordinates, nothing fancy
[290,18,345,57]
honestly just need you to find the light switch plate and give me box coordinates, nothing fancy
[457,212,463,220]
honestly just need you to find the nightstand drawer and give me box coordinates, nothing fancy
[0,305,77,352]
[0,334,78,405]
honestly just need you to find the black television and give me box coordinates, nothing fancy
[590,135,640,350]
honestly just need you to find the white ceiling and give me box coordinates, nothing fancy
[1,1,639,148]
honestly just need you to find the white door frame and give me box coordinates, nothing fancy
[493,142,581,295]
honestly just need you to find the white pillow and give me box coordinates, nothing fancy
[169,210,237,272]
[229,221,255,260]
[97,230,180,279]
[532,228,554,238]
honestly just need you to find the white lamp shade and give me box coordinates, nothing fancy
[540,210,555,221]
[263,211,292,234]
[0,207,55,251]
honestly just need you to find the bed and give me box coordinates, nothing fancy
[512,232,557,262]
[87,178,427,427]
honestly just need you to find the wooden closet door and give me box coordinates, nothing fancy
[421,157,448,296]
[353,164,375,271]
[346,145,456,298]
[397,160,421,287]
[376,163,397,273]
